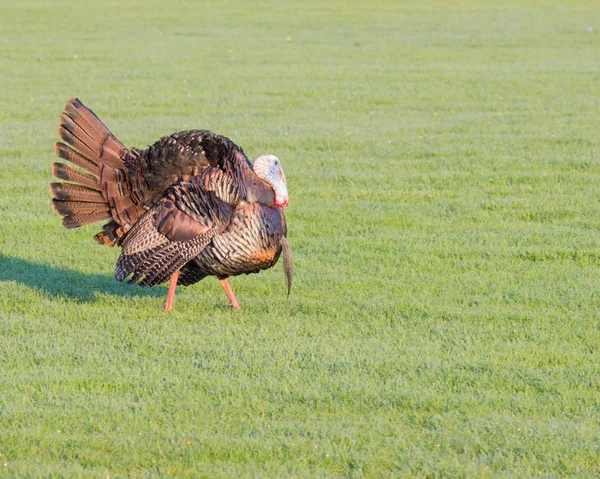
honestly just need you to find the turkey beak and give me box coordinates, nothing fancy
[277,168,286,184]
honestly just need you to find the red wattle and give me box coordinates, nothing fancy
[275,197,289,207]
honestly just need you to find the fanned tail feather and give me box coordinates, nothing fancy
[54,142,100,176]
[51,199,109,216]
[52,163,100,190]
[50,98,145,241]
[94,220,129,246]
[49,182,104,202]
[58,98,125,169]
[62,211,112,229]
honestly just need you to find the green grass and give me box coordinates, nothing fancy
[1,0,600,476]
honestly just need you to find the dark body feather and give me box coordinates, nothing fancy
[179,203,287,286]
[50,98,290,297]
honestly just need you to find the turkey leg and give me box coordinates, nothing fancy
[163,270,180,311]
[219,278,241,310]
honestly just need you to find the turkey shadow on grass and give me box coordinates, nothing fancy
[0,253,163,302]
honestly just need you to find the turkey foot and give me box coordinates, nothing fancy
[162,270,180,311]
[219,278,241,310]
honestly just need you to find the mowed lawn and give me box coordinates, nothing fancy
[1,0,599,476]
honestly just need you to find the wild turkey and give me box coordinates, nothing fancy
[50,98,292,310]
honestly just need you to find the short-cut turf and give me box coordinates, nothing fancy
[1,0,599,476]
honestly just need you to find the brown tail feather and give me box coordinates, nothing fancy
[58,125,106,167]
[93,220,130,246]
[52,163,100,190]
[51,98,146,243]
[59,113,97,151]
[52,199,110,216]
[54,142,100,176]
[58,99,126,169]
[63,211,112,229]
[50,182,104,202]
[63,98,113,144]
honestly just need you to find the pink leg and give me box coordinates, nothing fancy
[162,270,180,311]
[219,278,241,310]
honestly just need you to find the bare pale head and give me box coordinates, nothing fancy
[253,154,289,207]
